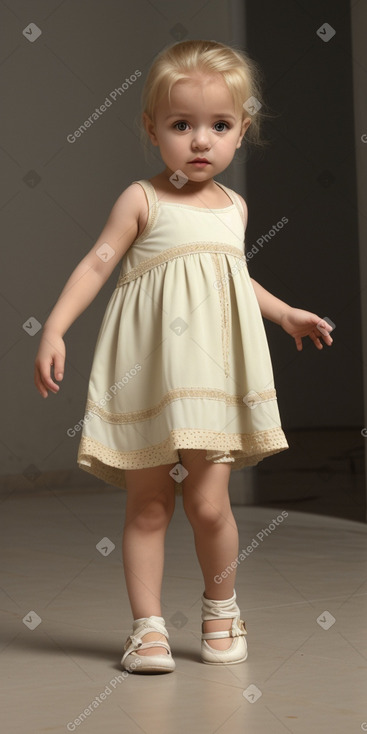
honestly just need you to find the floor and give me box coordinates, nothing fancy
[1,473,367,734]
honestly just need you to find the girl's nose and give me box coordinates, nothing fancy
[192,128,211,148]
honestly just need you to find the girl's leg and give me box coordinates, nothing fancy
[122,463,176,656]
[180,449,239,651]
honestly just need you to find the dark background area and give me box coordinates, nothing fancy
[242,1,364,520]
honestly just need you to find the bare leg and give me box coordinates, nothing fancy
[123,463,176,656]
[181,449,239,651]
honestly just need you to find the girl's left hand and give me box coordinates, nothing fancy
[280,307,334,351]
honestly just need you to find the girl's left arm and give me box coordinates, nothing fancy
[250,278,289,325]
[250,277,334,352]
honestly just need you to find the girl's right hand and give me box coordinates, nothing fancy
[34,331,66,398]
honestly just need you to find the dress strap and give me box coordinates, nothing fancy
[214,180,246,226]
[131,180,159,243]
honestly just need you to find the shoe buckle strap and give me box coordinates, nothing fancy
[135,640,171,654]
[123,633,143,652]
[202,630,231,640]
[123,636,171,656]
[202,618,247,641]
[233,618,247,636]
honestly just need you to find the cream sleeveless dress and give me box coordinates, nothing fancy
[77,178,289,495]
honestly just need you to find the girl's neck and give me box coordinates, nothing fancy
[147,173,233,209]
[152,170,218,198]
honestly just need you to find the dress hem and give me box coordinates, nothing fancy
[77,428,289,497]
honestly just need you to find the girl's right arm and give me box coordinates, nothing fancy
[34,184,143,398]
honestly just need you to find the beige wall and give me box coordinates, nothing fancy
[1,1,242,484]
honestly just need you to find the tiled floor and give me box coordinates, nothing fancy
[1,481,367,734]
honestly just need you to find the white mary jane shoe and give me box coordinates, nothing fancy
[201,589,248,665]
[121,615,175,674]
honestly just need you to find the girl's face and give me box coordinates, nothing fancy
[143,74,251,184]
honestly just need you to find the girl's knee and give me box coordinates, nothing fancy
[124,463,176,529]
[126,490,175,532]
[183,492,230,530]
[180,450,232,527]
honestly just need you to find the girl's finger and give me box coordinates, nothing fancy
[295,337,302,350]
[41,374,59,393]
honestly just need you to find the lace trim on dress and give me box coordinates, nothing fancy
[116,242,247,286]
[84,387,277,423]
[210,252,231,377]
[77,425,289,496]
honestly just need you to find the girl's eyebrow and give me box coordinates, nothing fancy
[165,112,236,121]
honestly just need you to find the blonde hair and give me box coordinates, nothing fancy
[139,39,271,162]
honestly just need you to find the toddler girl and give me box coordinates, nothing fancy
[34,39,333,674]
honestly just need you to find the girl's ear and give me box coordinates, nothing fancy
[237,117,251,148]
[143,113,159,146]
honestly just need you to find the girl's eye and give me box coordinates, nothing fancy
[174,121,189,131]
[214,121,230,132]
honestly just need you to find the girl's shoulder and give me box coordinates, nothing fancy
[120,181,155,241]
[233,190,248,228]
